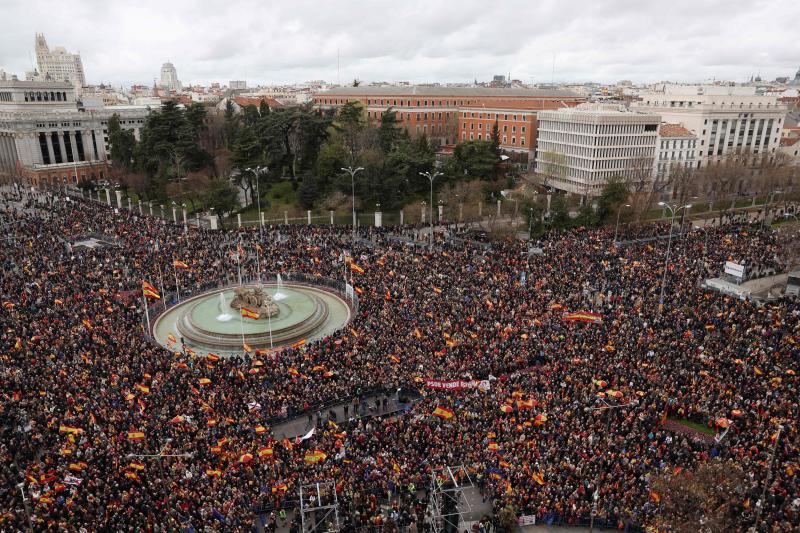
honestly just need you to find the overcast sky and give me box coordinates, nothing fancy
[1,0,798,87]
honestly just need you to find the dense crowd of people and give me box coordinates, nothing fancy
[0,185,798,532]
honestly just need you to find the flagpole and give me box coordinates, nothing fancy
[173,259,181,302]
[267,306,274,348]
[255,242,261,285]
[239,308,246,352]
[141,289,151,336]
[155,241,166,311]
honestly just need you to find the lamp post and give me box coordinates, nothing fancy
[341,166,364,241]
[613,204,631,244]
[528,207,534,240]
[760,190,782,231]
[657,202,692,315]
[419,170,442,250]
[246,165,267,241]
[751,425,783,533]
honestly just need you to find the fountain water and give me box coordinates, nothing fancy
[274,273,288,301]
[216,292,233,321]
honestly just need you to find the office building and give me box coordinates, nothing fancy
[33,33,86,88]
[159,62,182,92]
[631,85,786,166]
[535,103,660,196]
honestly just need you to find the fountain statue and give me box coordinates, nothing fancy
[230,286,279,318]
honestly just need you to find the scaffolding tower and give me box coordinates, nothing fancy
[299,480,340,532]
[428,465,475,533]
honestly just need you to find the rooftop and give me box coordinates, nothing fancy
[316,86,580,98]
[659,123,696,138]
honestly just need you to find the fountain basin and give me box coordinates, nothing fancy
[152,282,352,357]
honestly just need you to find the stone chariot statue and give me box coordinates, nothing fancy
[230,286,279,318]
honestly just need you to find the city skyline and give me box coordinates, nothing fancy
[0,0,798,87]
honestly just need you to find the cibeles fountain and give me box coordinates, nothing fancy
[152,276,353,357]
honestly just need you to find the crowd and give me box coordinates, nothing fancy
[0,185,798,532]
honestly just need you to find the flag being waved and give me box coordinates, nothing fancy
[142,281,160,300]
[562,311,603,324]
[432,406,455,420]
[173,260,190,269]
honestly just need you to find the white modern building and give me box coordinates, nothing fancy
[631,85,786,166]
[0,78,153,188]
[32,33,86,89]
[535,103,660,196]
[159,62,182,92]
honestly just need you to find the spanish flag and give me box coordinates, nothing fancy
[414,328,422,339]
[516,399,535,410]
[649,490,661,503]
[432,286,443,294]
[432,406,454,420]
[2,301,15,309]
[134,384,150,394]
[272,483,288,493]
[499,405,513,414]
[142,281,160,300]
[124,471,140,482]
[389,355,401,364]
[170,415,185,424]
[198,377,212,386]
[290,339,306,349]
[258,447,274,458]
[304,450,327,464]
[167,334,177,345]
[59,425,84,435]
[129,462,145,471]
[349,262,365,274]
[242,342,253,353]
[562,311,603,324]
[239,453,254,464]
[127,431,145,441]
[385,290,391,301]
[206,353,220,362]
[173,260,189,269]
[241,307,259,320]
[254,425,267,433]
[531,471,546,486]
[206,469,222,477]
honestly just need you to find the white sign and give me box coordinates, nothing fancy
[724,261,745,279]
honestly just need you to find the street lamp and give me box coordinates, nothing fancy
[761,190,782,231]
[341,166,364,241]
[419,170,442,250]
[657,202,692,315]
[613,204,631,244]
[246,165,267,240]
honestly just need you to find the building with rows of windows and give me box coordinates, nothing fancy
[0,78,152,188]
[535,104,661,196]
[631,85,786,166]
[313,86,583,167]
[654,123,697,182]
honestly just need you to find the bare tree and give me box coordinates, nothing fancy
[650,458,749,533]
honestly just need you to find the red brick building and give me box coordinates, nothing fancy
[313,86,583,166]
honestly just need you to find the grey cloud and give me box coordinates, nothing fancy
[0,0,797,86]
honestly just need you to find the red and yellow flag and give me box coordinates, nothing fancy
[562,311,603,324]
[258,447,274,458]
[129,462,145,471]
[59,425,84,435]
[173,260,189,269]
[432,406,454,420]
[127,431,145,441]
[290,339,306,349]
[241,308,259,320]
[242,342,253,353]
[304,450,327,464]
[206,469,222,477]
[142,281,160,300]
[532,471,546,486]
[349,262,365,274]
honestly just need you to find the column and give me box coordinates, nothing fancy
[374,210,382,228]
[138,200,143,214]
[69,131,79,163]
[330,210,334,224]
[104,189,111,205]
[58,131,68,164]
[46,134,56,166]
[115,189,122,207]
[400,210,404,225]
[307,210,311,225]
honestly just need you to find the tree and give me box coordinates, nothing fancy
[223,99,240,148]
[550,194,571,228]
[107,114,136,176]
[596,175,631,223]
[497,504,518,533]
[337,101,368,165]
[650,459,749,533]
[201,179,240,227]
[451,141,500,181]
[230,127,263,206]
[378,108,401,154]
[535,150,568,190]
